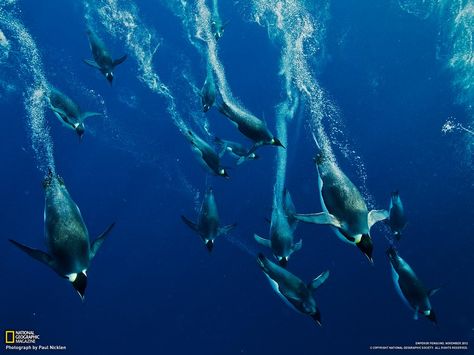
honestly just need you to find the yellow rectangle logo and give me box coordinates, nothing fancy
[5,330,15,344]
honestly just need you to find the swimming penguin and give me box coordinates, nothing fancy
[47,87,101,139]
[9,171,115,300]
[294,153,388,263]
[210,0,228,41]
[386,191,407,240]
[257,253,329,325]
[218,101,284,156]
[214,137,259,164]
[185,130,229,178]
[84,28,127,85]
[200,64,216,112]
[181,187,236,252]
[387,247,439,324]
[254,189,302,267]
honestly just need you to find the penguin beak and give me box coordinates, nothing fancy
[311,309,322,326]
[205,240,214,252]
[357,234,374,264]
[71,272,87,301]
[426,310,437,325]
[106,72,113,85]
[272,138,285,149]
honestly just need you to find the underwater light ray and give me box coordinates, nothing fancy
[0,9,56,176]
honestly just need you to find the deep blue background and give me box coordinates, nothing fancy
[1,1,473,354]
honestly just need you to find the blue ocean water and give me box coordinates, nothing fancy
[0,0,473,354]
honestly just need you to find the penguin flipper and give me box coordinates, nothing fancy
[81,112,102,122]
[90,222,115,260]
[83,59,101,69]
[113,54,128,67]
[294,212,341,228]
[368,209,389,228]
[9,239,56,270]
[219,223,237,236]
[214,137,227,158]
[428,288,441,297]
[181,215,198,232]
[292,239,303,253]
[217,101,232,118]
[309,270,330,291]
[254,234,271,248]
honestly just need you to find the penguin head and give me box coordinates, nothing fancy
[68,271,88,301]
[218,168,230,179]
[205,239,214,252]
[424,309,437,324]
[75,123,85,140]
[356,234,374,263]
[105,72,114,84]
[271,138,285,148]
[277,256,288,267]
[310,307,322,326]
[202,103,211,112]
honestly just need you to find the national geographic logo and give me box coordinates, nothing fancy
[4,330,67,351]
[4,330,40,344]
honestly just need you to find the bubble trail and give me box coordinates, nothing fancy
[0,9,56,175]
[83,0,190,135]
[442,118,474,135]
[195,0,256,117]
[248,0,378,207]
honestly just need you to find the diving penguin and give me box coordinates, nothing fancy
[254,189,302,267]
[84,28,127,84]
[294,153,388,263]
[214,137,259,164]
[181,187,236,252]
[185,130,229,178]
[387,247,439,323]
[386,191,407,240]
[9,171,115,300]
[257,253,329,325]
[47,87,101,139]
[210,0,228,41]
[218,101,284,157]
[200,64,216,112]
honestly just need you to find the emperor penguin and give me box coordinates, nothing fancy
[84,28,127,85]
[218,101,284,156]
[200,64,216,112]
[9,171,115,300]
[185,130,229,178]
[294,153,388,263]
[214,137,259,164]
[47,87,101,139]
[210,0,228,41]
[257,253,329,325]
[254,189,302,267]
[181,187,236,252]
[386,191,407,240]
[387,247,439,324]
